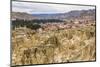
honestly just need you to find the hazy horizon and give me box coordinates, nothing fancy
[12,1,95,14]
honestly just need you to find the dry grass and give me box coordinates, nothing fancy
[11,25,96,66]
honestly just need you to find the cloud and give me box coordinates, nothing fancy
[12,1,95,14]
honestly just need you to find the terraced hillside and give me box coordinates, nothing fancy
[11,24,96,66]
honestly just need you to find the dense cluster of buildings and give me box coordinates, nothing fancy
[36,19,95,32]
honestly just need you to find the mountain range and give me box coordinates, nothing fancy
[12,9,95,20]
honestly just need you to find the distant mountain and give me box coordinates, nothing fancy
[32,9,95,20]
[12,9,95,21]
[11,12,37,20]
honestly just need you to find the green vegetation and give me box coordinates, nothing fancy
[12,19,64,30]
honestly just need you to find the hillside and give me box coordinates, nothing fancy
[11,12,37,20]
[32,9,95,20]
[12,9,95,21]
[12,25,96,66]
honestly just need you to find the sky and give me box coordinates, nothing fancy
[12,1,95,14]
